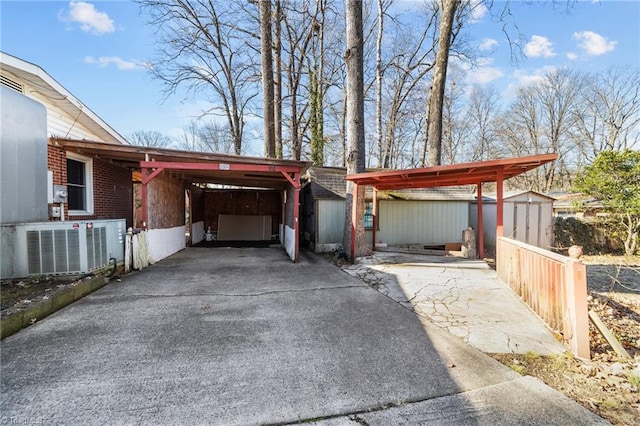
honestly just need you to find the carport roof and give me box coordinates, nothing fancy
[345,154,557,190]
[53,137,311,189]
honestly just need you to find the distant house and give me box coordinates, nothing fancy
[470,191,555,251]
[1,52,132,278]
[549,193,605,219]
[300,166,477,253]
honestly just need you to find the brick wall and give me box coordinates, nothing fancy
[48,145,133,228]
[204,189,282,235]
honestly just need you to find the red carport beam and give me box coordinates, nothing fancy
[140,161,301,174]
[280,171,300,188]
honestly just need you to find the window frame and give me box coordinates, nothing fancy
[66,152,94,216]
[364,201,375,230]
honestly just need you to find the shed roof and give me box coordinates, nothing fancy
[304,166,477,201]
[345,154,557,190]
[54,137,310,190]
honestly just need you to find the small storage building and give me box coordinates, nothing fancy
[470,191,555,251]
[301,167,476,253]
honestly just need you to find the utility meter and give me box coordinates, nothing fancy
[53,185,68,203]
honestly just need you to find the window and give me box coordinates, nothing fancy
[66,153,93,215]
[364,201,374,229]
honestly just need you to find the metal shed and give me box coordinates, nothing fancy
[301,167,476,253]
[470,191,555,251]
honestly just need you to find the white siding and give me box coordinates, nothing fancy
[377,200,469,245]
[17,81,105,141]
[316,200,345,244]
[469,203,497,250]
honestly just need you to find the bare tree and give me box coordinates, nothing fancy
[423,0,461,166]
[199,121,236,154]
[441,65,469,165]
[342,0,367,260]
[128,130,172,148]
[496,68,585,191]
[572,66,640,162]
[138,0,258,155]
[465,84,501,162]
[176,119,235,154]
[273,0,284,158]
[259,0,276,158]
[379,12,438,168]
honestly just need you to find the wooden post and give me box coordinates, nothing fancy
[477,182,484,259]
[564,259,590,359]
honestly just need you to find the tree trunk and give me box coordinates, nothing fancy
[260,0,275,158]
[343,0,368,260]
[375,0,384,168]
[426,0,460,166]
[273,1,283,159]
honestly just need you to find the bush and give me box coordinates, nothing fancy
[553,217,622,255]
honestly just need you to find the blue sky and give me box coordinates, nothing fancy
[1,1,638,155]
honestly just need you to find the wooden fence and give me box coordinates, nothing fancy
[496,236,590,359]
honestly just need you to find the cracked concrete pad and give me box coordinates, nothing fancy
[343,253,566,355]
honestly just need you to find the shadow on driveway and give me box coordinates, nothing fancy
[1,248,604,425]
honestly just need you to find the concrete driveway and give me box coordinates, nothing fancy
[1,247,604,425]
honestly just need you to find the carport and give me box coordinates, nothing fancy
[53,138,310,262]
[345,154,557,260]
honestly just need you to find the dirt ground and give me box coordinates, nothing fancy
[491,255,640,426]
[0,276,78,317]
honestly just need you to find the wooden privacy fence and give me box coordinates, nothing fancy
[496,236,590,359]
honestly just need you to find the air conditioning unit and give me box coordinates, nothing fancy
[1,219,125,278]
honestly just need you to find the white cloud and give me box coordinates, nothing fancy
[469,0,488,23]
[62,1,115,35]
[566,52,578,60]
[467,67,504,85]
[479,38,498,52]
[503,66,557,98]
[573,31,617,56]
[524,35,556,58]
[84,56,141,70]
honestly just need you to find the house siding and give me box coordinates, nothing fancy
[376,200,469,245]
[317,200,346,245]
[48,145,133,228]
[16,80,104,141]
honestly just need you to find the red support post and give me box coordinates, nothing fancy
[496,171,504,237]
[372,187,378,252]
[293,173,300,262]
[477,182,484,259]
[141,167,149,230]
[351,183,358,262]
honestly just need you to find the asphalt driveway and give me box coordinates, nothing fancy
[1,247,605,425]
